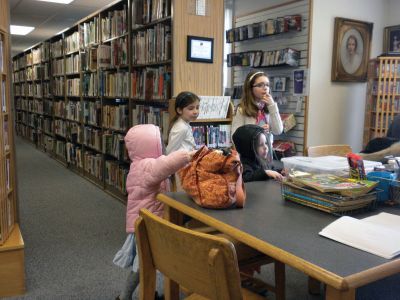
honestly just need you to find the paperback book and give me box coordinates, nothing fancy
[289,173,378,197]
[319,213,400,259]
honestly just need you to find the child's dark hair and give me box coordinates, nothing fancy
[168,91,200,134]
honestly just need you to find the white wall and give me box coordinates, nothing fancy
[308,0,387,152]
[386,0,400,27]
[234,0,285,16]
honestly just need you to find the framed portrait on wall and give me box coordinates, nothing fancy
[331,17,373,82]
[383,25,400,54]
[272,77,286,92]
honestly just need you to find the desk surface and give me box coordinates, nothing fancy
[158,181,400,290]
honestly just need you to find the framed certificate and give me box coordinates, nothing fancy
[187,35,213,63]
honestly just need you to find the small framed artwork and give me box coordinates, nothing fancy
[272,77,286,92]
[187,35,214,63]
[383,25,400,54]
[331,17,373,82]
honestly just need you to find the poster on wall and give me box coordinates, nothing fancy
[293,69,308,96]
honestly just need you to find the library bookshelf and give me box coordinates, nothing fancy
[363,56,400,147]
[0,0,25,297]
[12,0,224,203]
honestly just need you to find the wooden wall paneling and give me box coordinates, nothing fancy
[0,0,9,33]
[172,0,224,96]
[232,0,310,155]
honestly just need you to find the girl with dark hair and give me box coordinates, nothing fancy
[166,91,200,154]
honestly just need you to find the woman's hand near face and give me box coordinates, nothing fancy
[262,94,275,106]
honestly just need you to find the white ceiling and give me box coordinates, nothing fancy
[9,0,114,57]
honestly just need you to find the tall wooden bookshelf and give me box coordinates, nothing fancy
[12,0,224,202]
[363,57,400,147]
[0,0,25,297]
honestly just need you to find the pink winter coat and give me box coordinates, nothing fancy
[124,124,190,233]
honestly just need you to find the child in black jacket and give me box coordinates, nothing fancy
[232,124,283,182]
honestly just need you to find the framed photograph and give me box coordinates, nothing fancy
[383,25,400,54]
[272,77,286,92]
[187,35,213,63]
[331,17,373,82]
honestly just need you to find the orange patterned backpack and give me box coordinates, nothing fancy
[178,146,246,209]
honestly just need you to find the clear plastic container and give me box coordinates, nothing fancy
[281,156,382,177]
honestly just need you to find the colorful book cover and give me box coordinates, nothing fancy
[290,173,378,197]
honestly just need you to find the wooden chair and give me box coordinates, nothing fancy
[135,209,268,300]
[184,220,285,299]
[306,144,352,157]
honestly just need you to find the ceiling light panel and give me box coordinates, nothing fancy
[10,25,35,36]
[36,0,74,4]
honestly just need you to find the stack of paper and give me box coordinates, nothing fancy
[319,213,400,259]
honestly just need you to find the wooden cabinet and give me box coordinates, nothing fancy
[12,0,224,202]
[363,57,400,147]
[0,0,25,296]
[0,1,18,246]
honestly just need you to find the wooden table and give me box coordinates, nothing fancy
[157,181,400,300]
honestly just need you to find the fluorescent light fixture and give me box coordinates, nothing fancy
[36,0,74,3]
[10,25,35,36]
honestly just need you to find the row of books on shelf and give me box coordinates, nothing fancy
[226,14,301,43]
[373,63,400,78]
[101,5,127,42]
[371,81,400,95]
[65,54,80,74]
[64,32,80,54]
[103,104,129,131]
[370,114,396,128]
[97,42,128,69]
[192,125,232,149]
[131,23,171,64]
[131,104,169,141]
[131,0,171,28]
[24,65,44,81]
[131,66,171,100]
[39,132,128,194]
[227,48,300,68]
[371,98,400,112]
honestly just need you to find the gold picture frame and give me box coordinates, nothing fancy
[383,25,400,54]
[331,17,373,82]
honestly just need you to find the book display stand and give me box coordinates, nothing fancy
[363,56,400,147]
[227,0,310,156]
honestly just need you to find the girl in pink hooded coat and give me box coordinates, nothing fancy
[114,124,193,300]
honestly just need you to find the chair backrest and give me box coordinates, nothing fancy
[306,144,352,157]
[135,209,243,300]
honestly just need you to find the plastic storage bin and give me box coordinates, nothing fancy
[281,156,382,177]
[366,171,397,202]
